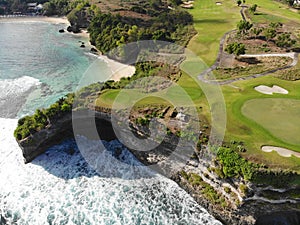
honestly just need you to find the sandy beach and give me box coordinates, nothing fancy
[0,15,70,24]
[98,54,136,81]
[0,16,135,81]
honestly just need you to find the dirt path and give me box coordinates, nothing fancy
[197,6,299,85]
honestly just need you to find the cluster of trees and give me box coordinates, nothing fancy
[14,93,74,140]
[43,0,89,16]
[227,20,297,56]
[216,147,254,180]
[87,9,193,56]
[252,169,299,188]
[225,42,246,56]
[215,146,299,189]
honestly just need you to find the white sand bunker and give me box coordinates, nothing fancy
[216,2,222,5]
[254,85,288,95]
[262,146,300,158]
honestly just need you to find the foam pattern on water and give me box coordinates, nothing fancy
[0,118,222,225]
[0,76,41,118]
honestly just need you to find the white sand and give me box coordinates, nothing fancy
[262,146,300,158]
[0,16,135,81]
[99,55,136,81]
[0,16,69,24]
[254,85,288,95]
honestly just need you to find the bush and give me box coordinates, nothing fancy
[217,147,254,180]
[14,94,74,140]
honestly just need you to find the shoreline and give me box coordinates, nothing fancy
[96,54,136,81]
[0,15,69,24]
[0,16,135,81]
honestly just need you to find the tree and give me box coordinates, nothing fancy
[237,0,242,6]
[249,4,258,13]
[251,27,262,39]
[276,32,296,48]
[264,28,276,42]
[237,20,253,37]
[225,42,246,56]
[269,22,282,29]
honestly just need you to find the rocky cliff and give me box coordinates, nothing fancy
[16,109,300,225]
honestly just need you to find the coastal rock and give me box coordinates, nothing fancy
[17,110,115,163]
[15,108,300,225]
[90,47,98,53]
[67,25,80,33]
[59,29,65,33]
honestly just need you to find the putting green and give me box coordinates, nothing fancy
[242,98,300,146]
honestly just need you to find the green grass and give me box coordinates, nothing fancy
[96,74,205,109]
[246,0,300,23]
[221,76,300,170]
[242,98,300,146]
[186,0,242,66]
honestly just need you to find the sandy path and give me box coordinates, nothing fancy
[262,146,300,158]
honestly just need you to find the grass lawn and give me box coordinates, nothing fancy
[96,74,205,109]
[242,98,300,146]
[246,0,300,23]
[221,76,300,170]
[186,0,242,66]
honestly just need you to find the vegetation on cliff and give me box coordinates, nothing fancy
[14,93,74,140]
[87,9,194,55]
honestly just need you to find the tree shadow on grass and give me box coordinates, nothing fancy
[193,19,228,24]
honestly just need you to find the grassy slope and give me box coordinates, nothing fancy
[186,0,241,66]
[247,0,300,23]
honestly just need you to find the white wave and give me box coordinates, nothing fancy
[0,76,41,101]
[0,118,222,225]
[0,76,41,118]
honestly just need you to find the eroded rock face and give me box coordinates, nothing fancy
[17,110,115,163]
[18,113,74,163]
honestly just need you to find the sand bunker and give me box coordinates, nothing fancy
[216,2,222,5]
[254,85,288,95]
[262,146,300,158]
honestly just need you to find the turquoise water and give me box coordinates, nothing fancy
[0,20,108,117]
[0,21,222,224]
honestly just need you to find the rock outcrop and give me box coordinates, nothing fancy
[17,110,115,163]
[15,109,300,225]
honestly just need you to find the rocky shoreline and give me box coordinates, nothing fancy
[16,108,300,225]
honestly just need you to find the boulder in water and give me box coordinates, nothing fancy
[59,29,65,33]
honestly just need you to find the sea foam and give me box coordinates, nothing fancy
[0,118,222,225]
[0,76,41,118]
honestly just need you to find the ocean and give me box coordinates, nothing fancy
[0,20,222,224]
